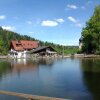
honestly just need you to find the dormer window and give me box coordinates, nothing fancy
[16,44,21,47]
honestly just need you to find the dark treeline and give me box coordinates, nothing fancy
[0,27,78,55]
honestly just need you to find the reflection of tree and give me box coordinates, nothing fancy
[80,58,100,100]
[81,59,100,72]
[0,61,12,80]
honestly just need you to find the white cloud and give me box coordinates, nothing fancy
[2,26,16,31]
[55,18,64,23]
[0,15,6,20]
[29,32,34,34]
[68,16,77,23]
[76,23,82,27]
[68,16,82,28]
[41,20,58,27]
[27,21,32,25]
[67,4,78,9]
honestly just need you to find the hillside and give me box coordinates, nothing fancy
[0,27,78,55]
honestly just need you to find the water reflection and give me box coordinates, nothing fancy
[0,58,56,100]
[0,61,12,80]
[80,58,100,100]
[0,58,55,80]
[0,58,100,100]
[80,58,100,72]
[11,59,38,74]
[36,58,55,66]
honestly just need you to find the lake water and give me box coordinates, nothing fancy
[0,58,100,100]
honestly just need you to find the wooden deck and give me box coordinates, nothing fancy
[0,90,70,100]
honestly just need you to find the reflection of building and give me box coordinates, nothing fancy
[9,40,39,58]
[30,46,57,57]
[0,58,54,78]
[0,58,55,81]
[11,59,38,73]
[37,58,55,66]
[10,58,55,75]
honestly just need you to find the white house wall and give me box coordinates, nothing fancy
[9,50,27,59]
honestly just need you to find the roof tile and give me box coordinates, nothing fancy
[11,40,38,51]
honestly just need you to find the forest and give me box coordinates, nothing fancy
[0,27,78,55]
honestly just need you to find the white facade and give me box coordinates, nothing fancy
[9,49,28,59]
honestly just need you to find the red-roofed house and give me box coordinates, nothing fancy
[9,40,39,58]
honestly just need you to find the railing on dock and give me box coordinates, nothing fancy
[0,90,70,100]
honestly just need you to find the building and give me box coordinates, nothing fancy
[30,46,57,57]
[9,40,39,58]
[79,37,83,50]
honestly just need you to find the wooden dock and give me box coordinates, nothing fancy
[0,90,70,100]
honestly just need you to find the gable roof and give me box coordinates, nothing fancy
[11,40,38,51]
[11,41,24,51]
[30,46,57,53]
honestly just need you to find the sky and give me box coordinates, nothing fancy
[0,0,99,46]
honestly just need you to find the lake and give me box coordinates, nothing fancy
[0,58,100,100]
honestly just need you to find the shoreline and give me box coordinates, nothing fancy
[0,56,8,59]
[0,54,100,59]
[73,54,100,58]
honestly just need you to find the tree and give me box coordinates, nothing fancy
[81,5,100,54]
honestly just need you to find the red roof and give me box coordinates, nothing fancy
[11,40,38,51]
[20,40,38,49]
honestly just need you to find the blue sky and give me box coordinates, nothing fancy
[0,0,99,45]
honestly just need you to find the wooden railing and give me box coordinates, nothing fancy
[0,90,70,100]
